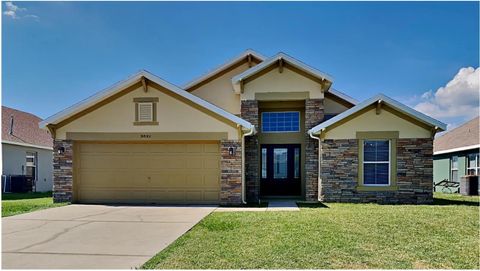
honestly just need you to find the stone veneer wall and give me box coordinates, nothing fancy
[220,139,243,206]
[53,140,74,203]
[305,99,324,201]
[320,138,433,204]
[241,100,260,202]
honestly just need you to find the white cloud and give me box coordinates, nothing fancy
[414,67,480,128]
[3,2,38,20]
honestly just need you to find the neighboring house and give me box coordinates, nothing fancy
[40,50,446,205]
[2,106,54,192]
[433,117,479,193]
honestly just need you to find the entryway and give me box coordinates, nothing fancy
[260,144,302,197]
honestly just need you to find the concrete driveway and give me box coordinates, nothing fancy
[2,204,216,269]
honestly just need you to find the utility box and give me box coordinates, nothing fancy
[460,175,479,196]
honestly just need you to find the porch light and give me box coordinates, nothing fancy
[228,146,236,156]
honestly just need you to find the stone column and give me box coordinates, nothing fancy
[396,138,433,204]
[241,100,260,203]
[53,140,74,203]
[220,139,242,206]
[305,99,324,201]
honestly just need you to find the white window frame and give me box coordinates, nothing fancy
[363,140,391,186]
[25,151,38,181]
[261,111,301,133]
[467,153,479,176]
[451,156,459,182]
[137,102,154,122]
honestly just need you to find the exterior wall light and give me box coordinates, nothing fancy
[57,147,65,155]
[228,146,236,156]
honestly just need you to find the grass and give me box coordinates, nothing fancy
[2,192,68,217]
[142,193,479,269]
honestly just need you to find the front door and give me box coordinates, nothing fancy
[261,144,301,196]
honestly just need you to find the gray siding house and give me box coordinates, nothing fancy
[433,117,479,193]
[2,106,54,192]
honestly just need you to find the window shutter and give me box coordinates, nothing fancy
[138,102,153,122]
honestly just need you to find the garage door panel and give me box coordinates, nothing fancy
[186,157,204,169]
[204,144,220,153]
[186,144,204,153]
[204,173,220,187]
[185,174,205,187]
[76,142,220,204]
[204,191,220,201]
[150,172,186,187]
[204,157,220,169]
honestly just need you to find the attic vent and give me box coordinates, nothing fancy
[138,102,153,122]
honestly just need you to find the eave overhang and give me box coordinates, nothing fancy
[308,93,447,136]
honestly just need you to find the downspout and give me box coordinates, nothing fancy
[309,129,324,202]
[241,125,256,204]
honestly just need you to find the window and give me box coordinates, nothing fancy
[133,97,158,125]
[294,147,300,178]
[467,153,479,176]
[25,152,37,181]
[261,148,267,179]
[451,156,459,182]
[273,148,288,179]
[261,112,300,133]
[363,140,390,186]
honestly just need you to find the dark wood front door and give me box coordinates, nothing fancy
[260,144,301,196]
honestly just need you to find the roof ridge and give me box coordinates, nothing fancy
[2,106,44,121]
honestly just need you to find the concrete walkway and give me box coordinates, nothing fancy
[2,204,216,269]
[215,200,299,212]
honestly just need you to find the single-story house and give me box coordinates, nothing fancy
[40,50,446,205]
[2,106,54,192]
[433,117,479,193]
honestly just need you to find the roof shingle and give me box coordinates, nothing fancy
[2,106,53,148]
[434,117,479,153]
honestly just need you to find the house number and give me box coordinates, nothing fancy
[140,134,152,138]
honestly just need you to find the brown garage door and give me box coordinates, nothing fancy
[75,142,220,204]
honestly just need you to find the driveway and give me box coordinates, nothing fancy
[2,204,216,269]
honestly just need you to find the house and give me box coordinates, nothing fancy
[433,117,479,193]
[2,106,54,192]
[39,50,446,205]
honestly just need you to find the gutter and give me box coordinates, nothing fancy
[308,129,323,202]
[241,125,256,204]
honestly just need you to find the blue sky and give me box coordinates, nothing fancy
[2,1,479,128]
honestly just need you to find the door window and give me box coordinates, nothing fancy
[261,148,267,179]
[294,147,300,179]
[273,148,288,179]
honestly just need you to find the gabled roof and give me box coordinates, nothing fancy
[232,52,334,94]
[2,106,53,149]
[328,88,358,105]
[434,117,479,155]
[40,70,255,131]
[183,49,266,91]
[308,94,447,135]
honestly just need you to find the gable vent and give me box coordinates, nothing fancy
[138,102,153,122]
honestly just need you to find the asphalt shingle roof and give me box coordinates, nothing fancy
[2,106,53,148]
[434,116,479,153]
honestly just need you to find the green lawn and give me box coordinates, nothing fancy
[143,193,480,269]
[2,192,68,217]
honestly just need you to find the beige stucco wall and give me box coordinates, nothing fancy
[191,63,252,115]
[241,67,324,101]
[2,143,53,192]
[324,107,431,139]
[56,85,240,140]
[324,97,349,114]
